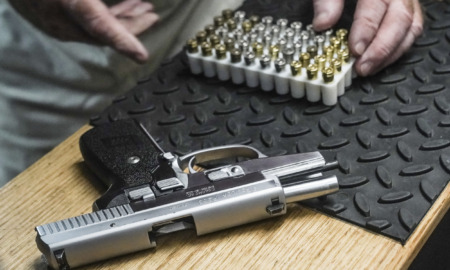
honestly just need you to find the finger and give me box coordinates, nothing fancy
[362,30,416,75]
[348,0,388,57]
[312,0,345,31]
[357,1,423,75]
[109,0,141,16]
[119,2,155,18]
[61,0,153,62]
[354,1,416,76]
[118,12,159,36]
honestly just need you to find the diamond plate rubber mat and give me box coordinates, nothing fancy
[89,0,450,243]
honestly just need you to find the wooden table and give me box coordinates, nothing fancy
[1,125,449,269]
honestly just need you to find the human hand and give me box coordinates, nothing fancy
[10,0,159,63]
[312,0,423,76]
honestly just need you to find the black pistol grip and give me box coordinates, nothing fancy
[79,119,167,210]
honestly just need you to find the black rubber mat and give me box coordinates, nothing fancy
[89,0,450,243]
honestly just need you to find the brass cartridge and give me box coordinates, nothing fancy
[186,39,199,54]
[336,29,348,43]
[242,20,252,33]
[315,55,326,71]
[290,60,302,76]
[307,63,318,80]
[301,52,311,67]
[340,47,350,63]
[225,38,235,51]
[227,19,237,31]
[214,16,224,28]
[222,9,234,20]
[324,45,334,61]
[322,67,334,83]
[269,45,280,60]
[196,31,207,44]
[331,59,342,72]
[215,44,227,60]
[330,37,341,53]
[201,42,212,56]
[209,34,220,47]
[249,15,260,26]
[204,24,215,36]
[253,42,264,58]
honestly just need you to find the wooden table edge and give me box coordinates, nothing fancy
[1,124,449,269]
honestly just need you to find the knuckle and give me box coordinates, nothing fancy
[84,14,104,33]
[401,0,416,20]
[371,44,392,61]
[354,17,379,35]
[84,16,120,44]
[398,9,414,26]
[411,10,424,37]
[411,22,423,37]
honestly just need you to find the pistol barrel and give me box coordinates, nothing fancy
[283,175,338,203]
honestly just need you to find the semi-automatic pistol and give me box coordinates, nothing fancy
[35,119,339,269]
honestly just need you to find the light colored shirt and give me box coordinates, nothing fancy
[0,0,243,186]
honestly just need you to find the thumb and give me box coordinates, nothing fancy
[312,0,345,31]
[61,0,152,63]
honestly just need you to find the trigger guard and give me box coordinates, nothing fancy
[178,145,267,173]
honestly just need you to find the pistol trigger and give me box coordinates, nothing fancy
[188,156,198,174]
